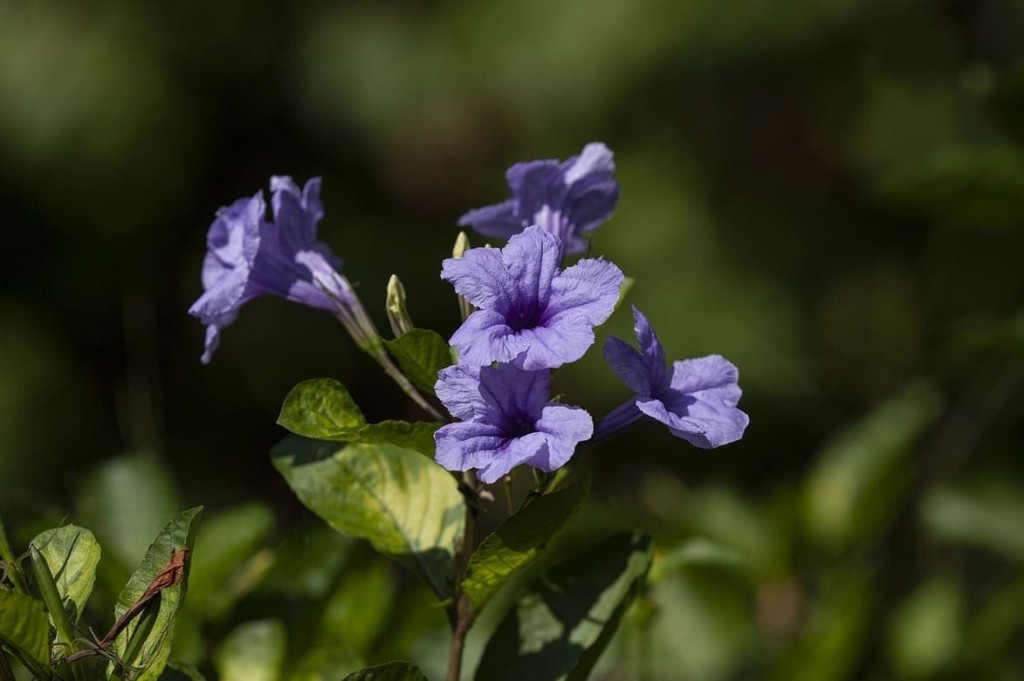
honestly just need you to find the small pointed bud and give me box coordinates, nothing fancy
[452,232,474,321]
[452,231,471,259]
[386,274,415,338]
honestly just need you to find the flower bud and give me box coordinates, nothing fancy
[452,232,474,321]
[386,274,415,338]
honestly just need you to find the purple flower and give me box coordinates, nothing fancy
[458,142,620,255]
[434,363,593,483]
[190,176,357,363]
[597,306,749,448]
[441,226,624,370]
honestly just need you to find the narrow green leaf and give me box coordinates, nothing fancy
[214,619,286,681]
[272,437,463,599]
[462,477,590,615]
[342,661,429,681]
[0,590,50,671]
[278,379,437,456]
[112,507,203,681]
[384,329,453,394]
[29,525,101,627]
[29,545,74,647]
[475,532,653,681]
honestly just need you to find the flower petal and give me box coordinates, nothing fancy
[511,321,595,370]
[434,421,509,474]
[478,364,550,423]
[545,258,623,326]
[670,355,743,403]
[566,178,619,235]
[270,176,322,251]
[561,142,615,184]
[501,226,562,308]
[527,405,593,472]
[441,247,515,313]
[603,336,651,396]
[435,364,487,421]
[449,310,515,367]
[634,355,749,448]
[477,432,550,484]
[458,200,524,239]
[506,160,565,219]
[630,306,669,391]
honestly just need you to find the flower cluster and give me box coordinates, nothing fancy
[433,143,748,482]
[192,143,749,483]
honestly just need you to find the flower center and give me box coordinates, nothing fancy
[505,413,536,438]
[508,302,544,332]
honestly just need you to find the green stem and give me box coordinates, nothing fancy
[369,342,444,420]
[447,472,480,681]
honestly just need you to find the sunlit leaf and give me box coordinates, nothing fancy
[29,524,101,626]
[214,619,286,681]
[278,378,437,456]
[272,437,463,598]
[462,476,589,615]
[888,579,962,679]
[112,507,203,681]
[0,590,50,671]
[475,532,653,681]
[75,454,180,570]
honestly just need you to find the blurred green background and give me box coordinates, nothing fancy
[3,0,1024,679]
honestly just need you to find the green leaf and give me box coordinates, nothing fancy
[188,504,275,618]
[112,507,203,681]
[342,661,429,681]
[319,561,395,655]
[29,525,101,626]
[158,660,207,681]
[0,590,50,672]
[888,579,962,679]
[272,437,463,599]
[462,477,590,615]
[358,421,438,458]
[75,454,180,570]
[278,379,438,456]
[384,329,453,394]
[214,620,286,681]
[803,383,942,548]
[475,532,653,681]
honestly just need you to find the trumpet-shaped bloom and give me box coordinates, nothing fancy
[442,226,623,370]
[597,306,749,448]
[458,142,620,255]
[190,176,354,363]
[434,363,593,483]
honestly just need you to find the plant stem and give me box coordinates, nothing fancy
[370,343,444,420]
[447,472,480,681]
